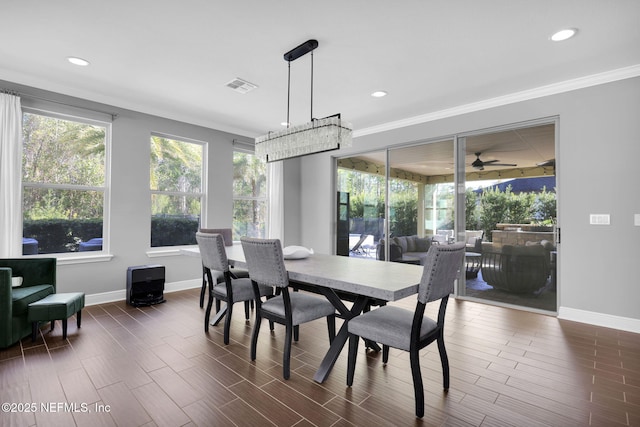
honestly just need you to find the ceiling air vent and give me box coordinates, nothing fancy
[225,78,258,94]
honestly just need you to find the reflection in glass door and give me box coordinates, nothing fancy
[388,140,456,265]
[336,151,386,260]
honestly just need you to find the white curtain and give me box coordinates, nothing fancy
[0,93,23,257]
[267,160,284,241]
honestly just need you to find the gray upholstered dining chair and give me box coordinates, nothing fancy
[197,228,248,308]
[346,242,465,418]
[240,237,336,380]
[196,232,273,344]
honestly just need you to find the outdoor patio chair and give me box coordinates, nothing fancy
[349,233,367,255]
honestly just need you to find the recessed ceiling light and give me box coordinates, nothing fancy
[280,122,290,127]
[550,28,577,42]
[67,56,90,66]
[371,91,388,98]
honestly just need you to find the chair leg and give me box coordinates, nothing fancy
[223,304,232,345]
[200,267,207,308]
[293,325,299,342]
[244,301,250,320]
[51,320,55,331]
[327,315,336,344]
[204,294,214,332]
[283,322,293,379]
[347,333,359,386]
[77,310,82,328]
[437,333,450,391]
[410,347,425,418]
[266,296,275,331]
[250,312,262,361]
[382,345,390,364]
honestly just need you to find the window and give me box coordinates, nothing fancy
[150,134,204,247]
[233,151,267,240]
[22,111,108,255]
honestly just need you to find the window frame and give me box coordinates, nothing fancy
[21,107,112,264]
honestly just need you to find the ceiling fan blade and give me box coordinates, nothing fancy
[537,159,555,167]
[487,163,517,167]
[482,159,500,165]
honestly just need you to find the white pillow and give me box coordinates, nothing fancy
[283,246,314,260]
[11,276,23,287]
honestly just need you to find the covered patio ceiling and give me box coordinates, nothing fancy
[338,124,555,184]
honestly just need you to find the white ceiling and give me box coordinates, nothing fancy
[1,1,639,139]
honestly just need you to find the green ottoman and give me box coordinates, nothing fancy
[28,292,85,341]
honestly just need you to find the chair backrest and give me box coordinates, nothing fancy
[418,242,465,304]
[199,228,233,246]
[240,237,289,288]
[196,232,229,273]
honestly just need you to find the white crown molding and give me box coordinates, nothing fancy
[558,306,640,334]
[354,64,640,138]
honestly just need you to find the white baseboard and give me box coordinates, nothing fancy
[84,279,200,306]
[558,306,640,334]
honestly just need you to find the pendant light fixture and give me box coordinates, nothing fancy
[255,39,352,162]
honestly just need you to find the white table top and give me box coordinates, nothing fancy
[182,244,423,302]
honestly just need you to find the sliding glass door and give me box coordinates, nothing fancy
[461,123,557,312]
[335,120,557,314]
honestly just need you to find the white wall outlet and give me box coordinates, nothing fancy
[635,214,640,226]
[590,214,610,225]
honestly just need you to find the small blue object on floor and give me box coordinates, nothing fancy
[28,292,85,341]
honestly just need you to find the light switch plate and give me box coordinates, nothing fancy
[635,214,640,226]
[590,214,610,225]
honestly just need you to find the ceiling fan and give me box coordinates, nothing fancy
[471,152,517,170]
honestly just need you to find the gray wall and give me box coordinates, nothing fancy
[293,76,640,330]
[282,158,303,247]
[2,80,241,300]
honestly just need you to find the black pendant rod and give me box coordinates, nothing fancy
[310,50,314,121]
[287,60,291,128]
[283,39,319,126]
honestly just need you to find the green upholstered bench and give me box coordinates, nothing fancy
[28,292,85,341]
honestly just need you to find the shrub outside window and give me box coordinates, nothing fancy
[233,151,267,240]
[22,111,108,255]
[150,135,204,247]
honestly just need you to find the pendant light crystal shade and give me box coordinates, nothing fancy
[255,115,352,162]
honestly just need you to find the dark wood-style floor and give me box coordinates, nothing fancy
[1,288,639,427]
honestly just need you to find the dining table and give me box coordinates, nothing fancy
[182,244,424,383]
